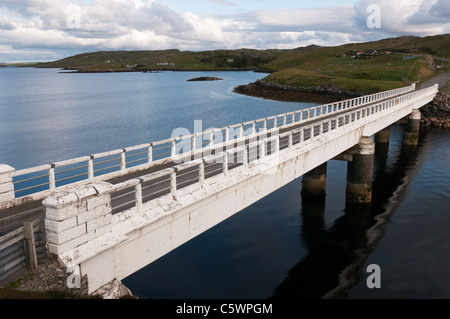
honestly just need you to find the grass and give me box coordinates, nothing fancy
[263,50,419,94]
[0,287,103,299]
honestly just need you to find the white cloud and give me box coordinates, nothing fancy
[0,0,448,62]
[354,0,450,35]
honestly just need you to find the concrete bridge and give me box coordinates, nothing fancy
[0,83,438,294]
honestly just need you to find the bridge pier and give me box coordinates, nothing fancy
[402,110,421,146]
[301,163,327,200]
[374,126,390,144]
[345,137,375,208]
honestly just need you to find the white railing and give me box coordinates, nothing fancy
[103,84,437,216]
[7,83,419,202]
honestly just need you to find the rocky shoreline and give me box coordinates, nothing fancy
[419,90,450,128]
[234,80,450,128]
[233,79,364,104]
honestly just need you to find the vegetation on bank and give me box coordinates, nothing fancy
[0,287,102,299]
[29,34,450,95]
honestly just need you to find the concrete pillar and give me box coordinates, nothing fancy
[0,164,15,210]
[301,162,327,199]
[346,137,375,208]
[402,109,421,146]
[374,126,390,144]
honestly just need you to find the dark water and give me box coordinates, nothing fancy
[1,67,449,299]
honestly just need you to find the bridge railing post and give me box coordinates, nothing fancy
[135,179,143,214]
[259,139,266,159]
[0,164,15,210]
[43,181,114,256]
[243,146,248,169]
[120,149,126,171]
[88,156,94,180]
[288,132,293,150]
[222,151,229,176]
[49,165,56,192]
[170,168,177,199]
[148,143,153,164]
[171,139,176,158]
[199,160,205,188]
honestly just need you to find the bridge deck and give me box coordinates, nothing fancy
[0,85,427,236]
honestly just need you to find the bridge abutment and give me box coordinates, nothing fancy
[345,136,375,208]
[301,162,327,200]
[402,110,421,146]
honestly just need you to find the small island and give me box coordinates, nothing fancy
[187,77,224,82]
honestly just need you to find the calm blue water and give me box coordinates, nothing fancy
[0,67,313,170]
[1,67,449,299]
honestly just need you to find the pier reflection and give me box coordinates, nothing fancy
[271,127,426,299]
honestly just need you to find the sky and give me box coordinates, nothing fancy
[0,0,449,62]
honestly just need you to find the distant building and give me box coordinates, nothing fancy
[157,61,175,66]
[364,50,379,56]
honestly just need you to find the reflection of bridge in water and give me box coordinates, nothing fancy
[0,83,438,294]
[271,128,427,299]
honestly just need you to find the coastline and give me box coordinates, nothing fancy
[233,79,364,104]
[233,79,450,127]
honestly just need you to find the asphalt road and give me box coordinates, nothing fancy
[418,72,450,90]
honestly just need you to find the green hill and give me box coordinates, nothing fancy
[32,34,449,94]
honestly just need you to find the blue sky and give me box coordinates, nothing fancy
[0,0,449,62]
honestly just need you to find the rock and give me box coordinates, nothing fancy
[12,257,136,298]
[419,90,450,128]
[233,80,358,104]
[432,120,442,127]
[92,279,134,299]
[187,77,223,81]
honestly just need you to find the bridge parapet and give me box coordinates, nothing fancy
[1,84,421,211]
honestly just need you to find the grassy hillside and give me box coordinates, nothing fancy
[261,34,449,94]
[32,48,290,72]
[31,34,449,94]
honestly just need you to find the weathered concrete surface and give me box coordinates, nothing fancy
[301,163,327,199]
[0,165,15,210]
[374,126,390,144]
[346,137,375,206]
[403,109,421,146]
